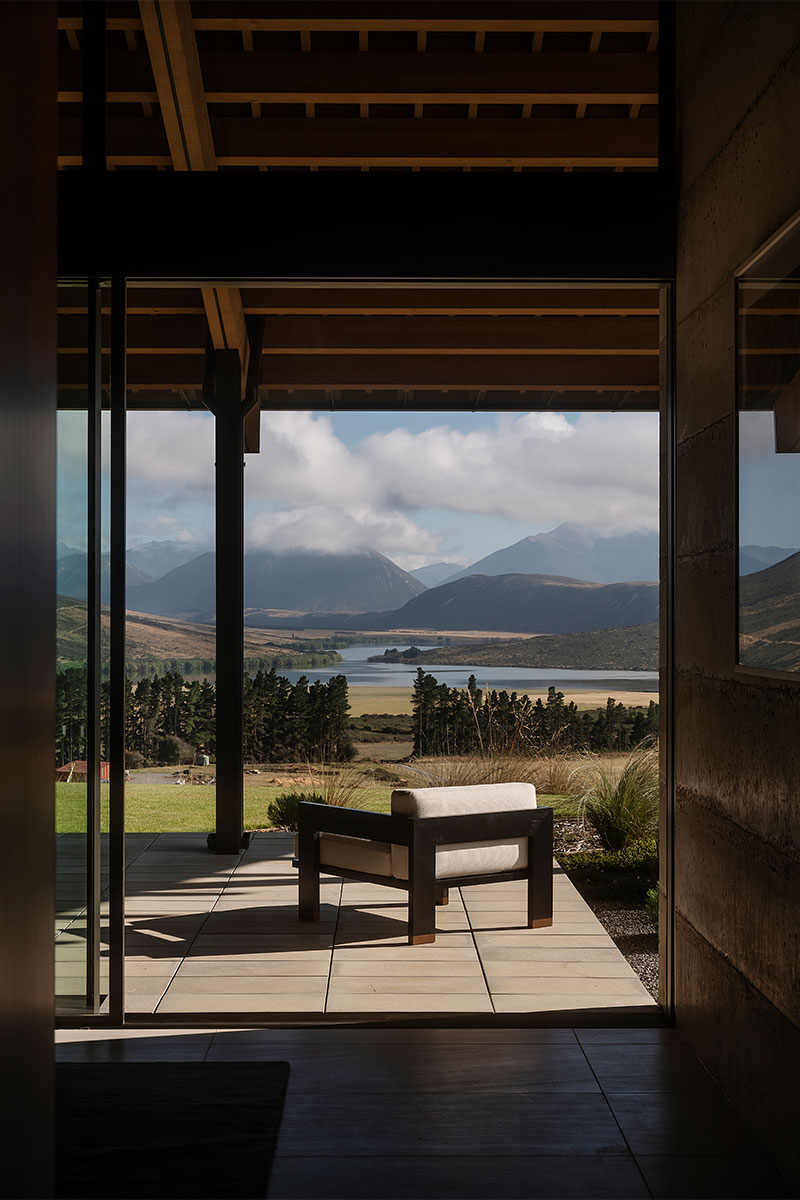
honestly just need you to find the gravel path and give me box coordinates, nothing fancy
[590,900,659,999]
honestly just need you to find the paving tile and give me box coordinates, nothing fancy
[480,946,635,964]
[331,960,484,978]
[494,996,658,1013]
[327,978,489,995]
[479,960,635,978]
[324,994,494,1013]
[634,1155,795,1199]
[276,1093,626,1155]
[475,934,616,949]
[486,977,652,997]
[332,945,478,962]
[177,960,329,977]
[267,1155,650,1199]
[165,975,327,994]
[607,1093,764,1155]
[155,993,326,1013]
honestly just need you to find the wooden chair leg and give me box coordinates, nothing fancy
[527,810,553,928]
[298,829,321,922]
[435,884,450,906]
[408,825,436,944]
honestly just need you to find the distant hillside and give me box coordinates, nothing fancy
[126,547,426,617]
[739,550,800,669]
[126,540,211,580]
[446,523,659,585]
[739,544,799,576]
[258,572,659,635]
[57,553,154,604]
[380,622,659,671]
[56,595,341,672]
[410,562,463,588]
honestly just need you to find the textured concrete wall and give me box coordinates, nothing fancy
[675,3,800,1184]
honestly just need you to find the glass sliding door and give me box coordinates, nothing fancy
[55,281,104,1012]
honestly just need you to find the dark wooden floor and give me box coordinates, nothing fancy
[55,1026,792,1199]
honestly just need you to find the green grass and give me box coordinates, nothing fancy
[55,781,565,833]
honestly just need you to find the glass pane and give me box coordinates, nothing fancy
[55,403,90,1008]
[738,220,800,671]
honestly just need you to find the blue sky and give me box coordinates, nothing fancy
[58,408,660,568]
[739,411,800,549]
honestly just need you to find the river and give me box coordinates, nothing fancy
[275,643,659,694]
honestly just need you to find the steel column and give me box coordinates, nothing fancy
[213,350,245,854]
[86,279,102,1011]
[108,276,126,1022]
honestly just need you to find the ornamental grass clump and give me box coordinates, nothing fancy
[266,791,325,832]
[578,746,659,851]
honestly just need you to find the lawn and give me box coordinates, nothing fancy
[55,780,571,833]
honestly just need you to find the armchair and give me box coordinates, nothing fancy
[296,782,553,945]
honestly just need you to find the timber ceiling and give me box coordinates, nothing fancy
[56,3,664,422]
[58,1,659,173]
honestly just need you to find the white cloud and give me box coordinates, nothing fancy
[120,408,659,564]
[247,505,440,561]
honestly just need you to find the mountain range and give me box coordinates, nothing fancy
[127,548,426,616]
[739,549,800,670]
[254,573,659,635]
[739,544,799,576]
[445,523,659,585]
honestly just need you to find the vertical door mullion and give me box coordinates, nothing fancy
[108,277,126,1022]
[86,279,102,1011]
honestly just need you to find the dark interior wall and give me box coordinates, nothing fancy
[674,2,800,1183]
[0,4,57,1196]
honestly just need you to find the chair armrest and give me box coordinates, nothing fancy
[297,802,411,844]
[413,807,552,845]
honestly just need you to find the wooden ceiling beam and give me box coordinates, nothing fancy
[58,288,660,317]
[59,114,657,168]
[139,1,251,405]
[209,116,657,167]
[57,352,658,389]
[259,354,659,389]
[57,314,658,353]
[198,51,657,104]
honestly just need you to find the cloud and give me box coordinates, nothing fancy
[247,505,440,561]
[121,408,659,563]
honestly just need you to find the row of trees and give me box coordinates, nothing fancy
[411,670,659,756]
[56,666,354,766]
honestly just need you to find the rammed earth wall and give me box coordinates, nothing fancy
[673,2,800,1184]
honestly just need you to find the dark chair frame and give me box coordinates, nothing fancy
[296,801,554,945]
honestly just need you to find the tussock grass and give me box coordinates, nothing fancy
[577,745,659,850]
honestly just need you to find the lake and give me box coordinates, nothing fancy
[276,643,659,694]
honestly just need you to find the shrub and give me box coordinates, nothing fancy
[557,837,658,903]
[125,748,145,770]
[266,791,326,832]
[578,746,658,850]
[645,886,659,925]
[155,735,195,766]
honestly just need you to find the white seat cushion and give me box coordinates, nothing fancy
[390,782,536,880]
[295,832,393,877]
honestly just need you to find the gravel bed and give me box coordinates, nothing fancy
[590,900,659,999]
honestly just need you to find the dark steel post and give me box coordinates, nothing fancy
[86,278,102,1010]
[81,1,106,174]
[408,822,436,944]
[108,276,126,1022]
[527,810,554,928]
[214,350,245,854]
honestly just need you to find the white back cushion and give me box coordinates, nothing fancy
[391,782,536,818]
[390,782,536,880]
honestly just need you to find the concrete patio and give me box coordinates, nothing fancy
[68,832,660,1019]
